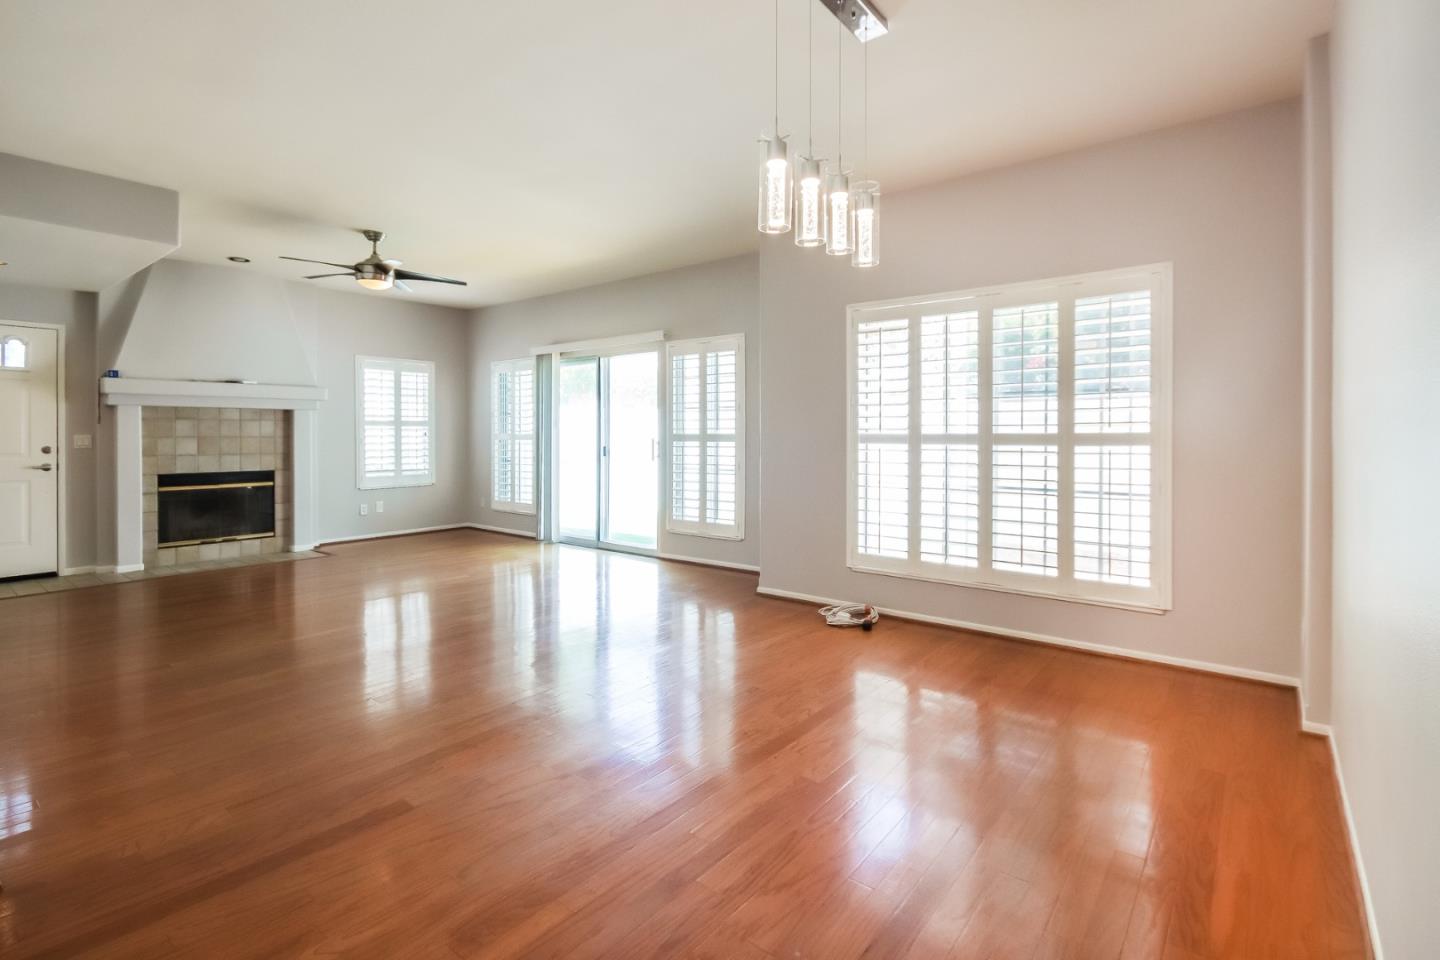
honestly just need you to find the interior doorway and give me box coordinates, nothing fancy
[0,322,61,579]
[555,348,659,552]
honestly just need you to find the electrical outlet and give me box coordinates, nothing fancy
[375,500,384,514]
[359,503,368,516]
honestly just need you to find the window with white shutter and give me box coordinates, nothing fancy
[848,264,1171,611]
[356,356,436,490]
[491,358,537,514]
[667,335,744,539]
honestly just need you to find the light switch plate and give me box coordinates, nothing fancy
[73,434,92,449]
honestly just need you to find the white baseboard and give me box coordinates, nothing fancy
[657,552,760,573]
[316,523,474,547]
[1301,719,1333,736]
[113,563,145,574]
[465,523,538,539]
[290,543,317,552]
[60,565,96,576]
[754,584,1301,688]
[1326,732,1385,960]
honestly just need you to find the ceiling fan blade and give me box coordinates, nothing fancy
[394,278,415,293]
[279,256,357,270]
[393,268,467,286]
[304,272,356,280]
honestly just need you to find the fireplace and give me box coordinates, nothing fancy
[139,406,294,566]
[158,470,275,548]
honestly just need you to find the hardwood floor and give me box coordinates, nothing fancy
[0,530,1368,958]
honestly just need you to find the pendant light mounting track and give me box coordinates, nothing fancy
[817,0,888,43]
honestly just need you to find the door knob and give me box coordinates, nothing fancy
[41,445,52,454]
[31,463,53,471]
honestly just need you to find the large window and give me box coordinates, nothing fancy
[848,264,1171,611]
[491,358,536,514]
[667,335,744,539]
[356,356,436,489]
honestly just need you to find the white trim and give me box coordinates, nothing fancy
[113,563,145,574]
[466,522,539,539]
[1301,719,1333,736]
[59,565,95,576]
[2,318,67,576]
[315,523,473,547]
[846,263,1173,612]
[100,377,327,409]
[531,330,665,357]
[754,584,1300,688]
[657,551,759,573]
[355,355,437,491]
[846,562,1167,614]
[1325,732,1385,960]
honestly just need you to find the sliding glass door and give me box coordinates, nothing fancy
[555,349,658,551]
[557,357,600,542]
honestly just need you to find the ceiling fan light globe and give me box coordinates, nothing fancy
[356,274,393,291]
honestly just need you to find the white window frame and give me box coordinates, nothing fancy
[665,334,745,540]
[491,357,537,515]
[846,264,1172,613]
[355,355,437,490]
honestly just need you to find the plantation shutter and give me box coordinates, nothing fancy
[667,335,744,538]
[848,264,1170,611]
[357,357,436,489]
[491,358,536,514]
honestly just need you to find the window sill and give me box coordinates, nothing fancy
[491,501,536,516]
[358,478,436,491]
[847,562,1170,614]
[666,522,744,542]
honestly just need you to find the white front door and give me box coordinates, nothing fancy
[0,323,60,578]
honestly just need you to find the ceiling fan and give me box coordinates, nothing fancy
[280,229,466,293]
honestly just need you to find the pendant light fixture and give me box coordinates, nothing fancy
[794,1,825,248]
[851,35,880,268]
[755,0,888,265]
[824,19,852,257]
[758,0,792,235]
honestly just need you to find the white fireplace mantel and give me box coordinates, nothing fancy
[104,378,327,571]
[101,377,327,409]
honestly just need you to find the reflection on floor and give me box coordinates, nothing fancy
[0,530,1368,958]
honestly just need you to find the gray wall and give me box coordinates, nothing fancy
[304,284,472,543]
[1300,37,1335,725]
[759,100,1305,679]
[1330,0,1440,954]
[0,281,97,569]
[88,261,473,563]
[470,254,760,569]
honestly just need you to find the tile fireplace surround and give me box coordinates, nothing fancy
[142,407,292,567]
[100,377,327,573]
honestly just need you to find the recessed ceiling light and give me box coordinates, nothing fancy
[227,256,251,263]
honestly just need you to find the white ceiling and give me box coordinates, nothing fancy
[0,0,1331,308]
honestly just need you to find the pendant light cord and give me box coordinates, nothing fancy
[773,0,780,134]
[807,0,814,155]
[862,37,868,179]
[836,19,843,168]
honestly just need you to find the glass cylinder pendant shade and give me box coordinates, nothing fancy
[758,135,792,234]
[794,157,825,247]
[824,170,852,256]
[851,180,880,268]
